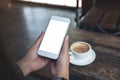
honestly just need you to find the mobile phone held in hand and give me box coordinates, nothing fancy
[38,16,70,59]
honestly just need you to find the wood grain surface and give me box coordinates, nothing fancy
[68,28,120,80]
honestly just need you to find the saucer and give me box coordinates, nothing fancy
[69,50,96,66]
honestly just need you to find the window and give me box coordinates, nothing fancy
[20,0,82,7]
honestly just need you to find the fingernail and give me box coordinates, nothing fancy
[41,31,45,34]
[66,35,69,39]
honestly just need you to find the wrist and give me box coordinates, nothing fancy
[53,77,68,80]
[56,73,69,80]
[18,59,32,76]
[12,64,25,80]
[56,69,69,80]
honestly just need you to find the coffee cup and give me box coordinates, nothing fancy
[70,41,92,59]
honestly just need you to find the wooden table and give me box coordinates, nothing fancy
[33,28,120,80]
[0,2,120,79]
[68,28,120,80]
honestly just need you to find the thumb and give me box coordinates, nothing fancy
[33,32,45,48]
[50,62,56,77]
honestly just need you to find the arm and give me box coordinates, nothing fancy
[17,32,50,76]
[16,32,70,80]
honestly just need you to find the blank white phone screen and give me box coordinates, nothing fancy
[39,19,69,54]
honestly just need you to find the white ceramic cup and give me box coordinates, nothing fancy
[70,41,93,59]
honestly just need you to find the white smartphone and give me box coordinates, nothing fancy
[38,16,70,59]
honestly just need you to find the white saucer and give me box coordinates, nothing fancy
[69,50,96,66]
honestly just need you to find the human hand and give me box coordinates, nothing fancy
[18,32,50,76]
[50,36,70,80]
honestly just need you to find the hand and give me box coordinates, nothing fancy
[50,36,70,80]
[18,32,50,76]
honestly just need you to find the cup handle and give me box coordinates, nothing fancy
[69,51,72,56]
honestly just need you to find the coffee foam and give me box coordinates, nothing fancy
[71,42,89,53]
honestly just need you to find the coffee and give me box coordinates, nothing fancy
[71,43,89,53]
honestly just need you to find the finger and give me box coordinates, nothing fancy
[34,31,45,48]
[57,35,69,62]
[64,35,69,52]
[50,62,56,76]
[61,35,69,55]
